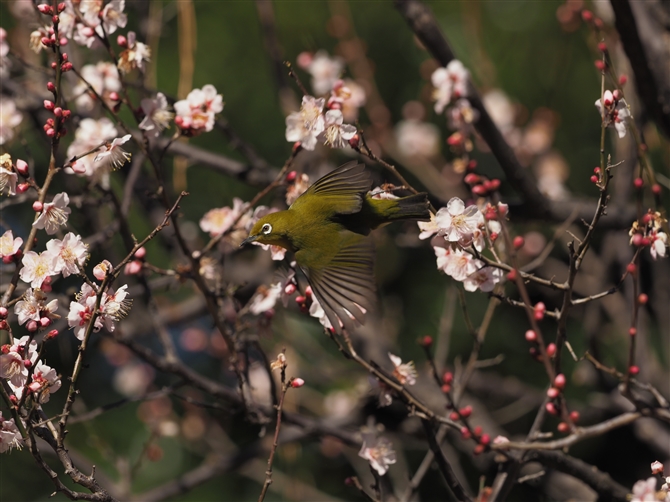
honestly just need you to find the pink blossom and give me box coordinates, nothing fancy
[32,192,71,235]
[650,231,667,260]
[200,198,245,236]
[66,117,119,182]
[0,412,23,453]
[26,361,61,403]
[431,60,470,114]
[631,477,658,502]
[285,96,326,151]
[248,283,282,315]
[174,85,223,135]
[358,435,397,476]
[73,62,121,111]
[285,173,311,206]
[93,260,113,281]
[0,336,38,392]
[595,90,631,138]
[304,51,344,95]
[463,265,504,293]
[19,250,57,288]
[117,31,151,74]
[0,230,22,259]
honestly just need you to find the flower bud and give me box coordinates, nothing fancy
[58,3,66,12]
[594,60,606,71]
[46,128,56,137]
[348,134,360,149]
[598,42,607,52]
[479,433,490,446]
[638,293,648,305]
[441,383,451,393]
[134,246,147,259]
[124,260,142,275]
[40,317,51,327]
[525,329,537,342]
[471,184,487,196]
[459,405,472,418]
[82,26,95,37]
[569,411,580,422]
[285,170,297,183]
[612,89,622,101]
[554,373,566,389]
[44,100,55,110]
[41,36,52,47]
[651,461,664,475]
[460,426,471,439]
[506,269,517,281]
[473,444,485,455]
[547,387,559,399]
[442,371,453,384]
[33,201,43,212]
[546,343,557,357]
[546,402,558,415]
[61,62,73,72]
[0,307,7,319]
[27,320,38,332]
[590,175,599,184]
[486,179,501,191]
[464,173,479,185]
[449,411,459,421]
[47,81,56,92]
[420,335,433,348]
[51,61,57,69]
[109,91,120,101]
[46,329,59,340]
[38,4,53,14]
[629,365,639,375]
[629,327,637,336]
[17,183,30,193]
[581,9,593,22]
[652,183,661,195]
[53,107,63,117]
[619,74,628,86]
[473,426,482,437]
[52,14,59,23]
[467,160,477,171]
[291,377,305,388]
[60,37,68,46]
[513,236,524,249]
[557,422,570,433]
[633,177,644,189]
[15,159,29,176]
[117,35,127,47]
[627,263,637,274]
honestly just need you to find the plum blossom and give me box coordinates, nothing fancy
[68,283,131,340]
[46,233,89,277]
[369,185,400,200]
[14,288,58,326]
[66,117,119,181]
[73,62,122,111]
[309,296,332,330]
[650,231,668,260]
[435,246,479,281]
[117,31,151,74]
[0,336,38,392]
[301,51,344,96]
[0,230,22,260]
[139,93,174,137]
[174,85,224,135]
[0,153,18,196]
[388,353,417,386]
[19,250,57,288]
[32,192,71,235]
[99,0,128,36]
[94,134,132,170]
[418,213,440,240]
[463,265,504,293]
[435,198,484,247]
[285,96,326,151]
[595,90,630,138]
[321,109,356,148]
[248,283,282,315]
[23,361,61,403]
[252,242,287,261]
[285,173,311,206]
[0,96,23,144]
[358,435,397,476]
[93,260,113,281]
[328,79,366,122]
[0,412,23,453]
[631,477,658,502]
[0,28,9,71]
[431,60,470,114]
[200,198,245,236]
[395,120,441,158]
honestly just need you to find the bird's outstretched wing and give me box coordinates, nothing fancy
[291,162,372,216]
[298,233,375,335]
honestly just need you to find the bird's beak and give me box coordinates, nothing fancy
[240,234,258,247]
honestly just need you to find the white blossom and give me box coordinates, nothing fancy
[358,435,397,476]
[117,31,151,74]
[388,353,417,386]
[94,134,132,170]
[19,250,57,288]
[32,192,71,235]
[46,233,89,277]
[248,283,282,315]
[66,117,119,182]
[0,97,23,145]
[26,361,61,403]
[73,62,122,111]
[0,153,17,196]
[174,84,223,134]
[435,198,484,247]
[0,336,38,392]
[431,60,469,114]
[595,90,631,138]
[200,198,245,236]
[0,412,23,453]
[463,265,504,293]
[14,288,58,325]
[321,109,356,148]
[285,96,326,151]
[305,51,344,95]
[139,93,173,137]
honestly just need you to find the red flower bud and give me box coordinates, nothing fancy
[61,61,73,71]
[285,170,297,183]
[109,91,120,101]
[46,329,59,340]
[557,422,570,433]
[46,128,56,137]
[598,42,607,52]
[569,411,580,423]
[58,2,66,12]
[581,9,593,22]
[442,371,453,384]
[628,327,637,336]
[626,263,637,274]
[15,159,28,176]
[546,343,557,357]
[629,365,639,376]
[459,405,472,418]
[633,177,644,189]
[44,100,55,110]
[525,330,537,342]
[547,387,560,399]
[467,160,477,171]
[441,383,451,393]
[471,184,487,196]
[464,173,479,185]
[52,14,59,23]
[460,426,471,439]
[0,307,7,319]
[638,293,648,305]
[32,201,43,212]
[449,411,459,421]
[479,433,490,446]
[38,4,53,14]
[348,134,360,149]
[420,335,433,348]
[618,74,628,86]
[291,377,305,388]
[590,175,599,184]
[652,183,661,195]
[473,444,485,455]
[546,402,558,415]
[594,60,606,71]
[117,35,128,47]
[554,373,566,389]
[513,236,524,249]
[612,89,622,101]
[473,426,482,437]
[53,107,62,117]
[17,183,30,193]
[506,269,517,281]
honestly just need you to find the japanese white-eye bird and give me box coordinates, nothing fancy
[243,162,430,333]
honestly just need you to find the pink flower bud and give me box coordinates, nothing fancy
[305,286,313,297]
[629,327,637,336]
[557,422,570,433]
[32,201,43,212]
[58,2,66,12]
[612,89,622,101]
[629,365,639,375]
[525,330,537,342]
[47,81,56,92]
[631,234,644,247]
[285,170,297,183]
[594,60,606,71]
[441,383,451,393]
[487,179,501,191]
[459,405,472,418]
[295,295,306,305]
[124,260,142,275]
[82,26,95,37]
[554,373,566,389]
[442,371,453,384]
[62,109,71,119]
[53,107,63,117]
[44,100,55,110]
[473,426,482,437]
[581,9,593,22]
[109,91,120,101]
[449,411,459,421]
[545,402,558,415]
[598,42,607,52]
[291,377,305,388]
[46,128,56,137]
[633,177,644,189]
[460,426,471,439]
[479,433,490,446]
[471,184,487,196]
[506,269,517,281]
[464,173,479,185]
[0,307,6,319]
[134,246,147,259]
[52,14,59,23]
[569,411,580,422]
[546,343,557,357]
[651,461,664,475]
[15,159,28,176]
[40,317,51,327]
[652,183,661,195]
[27,320,38,332]
[41,37,52,47]
[51,61,57,69]
[619,74,628,86]
[60,37,68,46]
[467,160,477,171]
[284,283,296,295]
[590,175,599,184]
[547,387,559,398]
[17,183,30,193]
[296,51,313,68]
[23,359,32,368]
[46,329,59,340]
[513,236,525,249]
[61,62,73,72]
[38,4,53,14]
[61,52,68,61]
[117,35,127,47]
[638,293,648,305]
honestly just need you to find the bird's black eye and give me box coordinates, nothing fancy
[262,223,272,235]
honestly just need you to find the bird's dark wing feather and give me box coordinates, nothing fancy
[291,162,372,216]
[298,235,375,335]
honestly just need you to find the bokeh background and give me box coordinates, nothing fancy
[1,0,668,500]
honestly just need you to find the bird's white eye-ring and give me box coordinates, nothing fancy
[261,223,272,235]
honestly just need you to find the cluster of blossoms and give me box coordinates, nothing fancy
[174,84,224,136]
[629,211,668,260]
[595,89,630,138]
[419,197,505,292]
[67,282,131,340]
[431,60,470,115]
[0,335,61,408]
[287,51,365,151]
[630,461,670,502]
